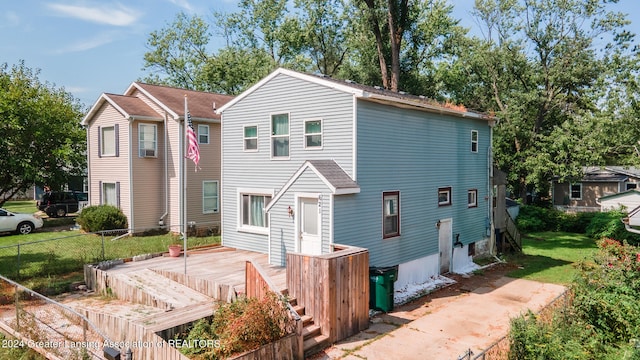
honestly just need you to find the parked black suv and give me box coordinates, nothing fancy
[37,191,82,217]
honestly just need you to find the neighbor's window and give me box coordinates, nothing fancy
[101,182,119,207]
[468,189,478,208]
[138,123,157,157]
[471,130,478,153]
[626,182,637,191]
[198,125,209,144]
[570,183,582,199]
[203,181,219,213]
[383,191,400,238]
[304,119,322,149]
[101,126,116,156]
[244,125,258,151]
[241,194,272,228]
[438,187,452,206]
[271,114,289,158]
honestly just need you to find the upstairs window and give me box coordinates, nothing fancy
[203,181,219,213]
[570,183,582,199]
[383,191,400,238]
[100,125,118,157]
[138,123,157,157]
[198,125,209,144]
[271,114,289,158]
[244,125,258,151]
[304,119,322,149]
[438,187,452,206]
[471,130,478,153]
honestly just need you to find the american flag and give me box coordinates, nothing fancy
[186,112,200,171]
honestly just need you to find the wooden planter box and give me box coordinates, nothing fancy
[228,332,298,360]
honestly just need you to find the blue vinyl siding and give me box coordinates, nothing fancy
[221,73,354,253]
[268,168,332,266]
[333,100,491,267]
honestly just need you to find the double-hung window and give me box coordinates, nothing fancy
[471,130,478,153]
[304,119,322,149]
[101,126,116,156]
[383,191,400,238]
[271,114,289,158]
[244,125,258,151]
[203,181,219,213]
[138,123,157,157]
[570,183,582,199]
[198,125,209,144]
[101,182,119,207]
[240,193,272,231]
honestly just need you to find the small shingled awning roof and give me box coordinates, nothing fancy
[265,160,359,212]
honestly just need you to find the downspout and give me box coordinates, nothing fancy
[159,115,168,226]
[488,118,497,255]
[623,219,640,234]
[128,121,134,233]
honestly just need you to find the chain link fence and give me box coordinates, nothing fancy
[0,222,220,294]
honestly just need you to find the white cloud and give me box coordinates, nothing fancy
[0,11,20,28]
[46,2,141,26]
[167,0,193,12]
[54,32,118,53]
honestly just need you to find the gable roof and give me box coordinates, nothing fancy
[82,82,235,126]
[216,68,493,122]
[129,82,234,121]
[575,166,640,182]
[598,189,640,201]
[265,160,360,212]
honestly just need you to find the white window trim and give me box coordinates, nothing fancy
[270,113,290,160]
[468,189,478,208]
[198,124,210,144]
[237,187,274,235]
[471,130,479,153]
[203,180,219,214]
[243,124,259,152]
[382,191,400,239]
[138,123,157,158]
[625,182,637,191]
[303,118,323,150]
[438,187,452,206]
[101,126,116,157]
[570,183,582,200]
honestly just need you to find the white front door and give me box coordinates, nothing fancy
[299,197,322,255]
[438,218,452,274]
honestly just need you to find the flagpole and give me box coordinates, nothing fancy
[183,95,188,275]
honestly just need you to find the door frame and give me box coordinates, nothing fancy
[294,192,322,254]
[438,218,453,274]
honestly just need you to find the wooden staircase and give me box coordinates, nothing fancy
[288,296,330,357]
[504,210,522,252]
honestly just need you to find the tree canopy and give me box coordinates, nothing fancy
[0,61,86,206]
[141,0,640,201]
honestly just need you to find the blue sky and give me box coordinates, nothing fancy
[1,1,639,107]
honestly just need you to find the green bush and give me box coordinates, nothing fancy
[76,205,128,232]
[585,211,640,245]
[557,211,597,233]
[516,205,601,234]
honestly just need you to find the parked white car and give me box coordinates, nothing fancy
[0,208,44,235]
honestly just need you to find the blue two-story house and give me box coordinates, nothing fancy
[217,68,495,289]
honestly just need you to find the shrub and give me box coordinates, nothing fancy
[557,211,597,233]
[516,205,561,232]
[76,205,128,232]
[585,211,640,245]
[178,291,294,359]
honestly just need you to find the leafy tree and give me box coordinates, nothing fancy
[142,12,211,91]
[0,61,86,206]
[455,0,637,201]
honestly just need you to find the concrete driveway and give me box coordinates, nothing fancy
[316,265,566,360]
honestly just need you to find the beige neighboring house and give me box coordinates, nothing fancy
[81,82,233,233]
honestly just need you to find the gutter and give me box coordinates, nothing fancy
[159,115,168,226]
[623,218,640,235]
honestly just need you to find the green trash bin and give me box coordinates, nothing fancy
[369,266,398,312]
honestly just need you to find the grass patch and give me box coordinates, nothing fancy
[2,200,38,214]
[0,333,44,359]
[0,229,220,293]
[506,231,598,284]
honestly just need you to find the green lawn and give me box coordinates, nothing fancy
[506,231,598,284]
[2,200,38,214]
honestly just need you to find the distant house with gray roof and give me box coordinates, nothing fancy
[552,166,640,212]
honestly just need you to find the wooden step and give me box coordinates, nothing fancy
[303,334,330,358]
[300,314,313,327]
[292,304,304,316]
[302,324,321,340]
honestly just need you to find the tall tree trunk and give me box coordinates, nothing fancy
[363,0,390,89]
[387,0,408,92]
